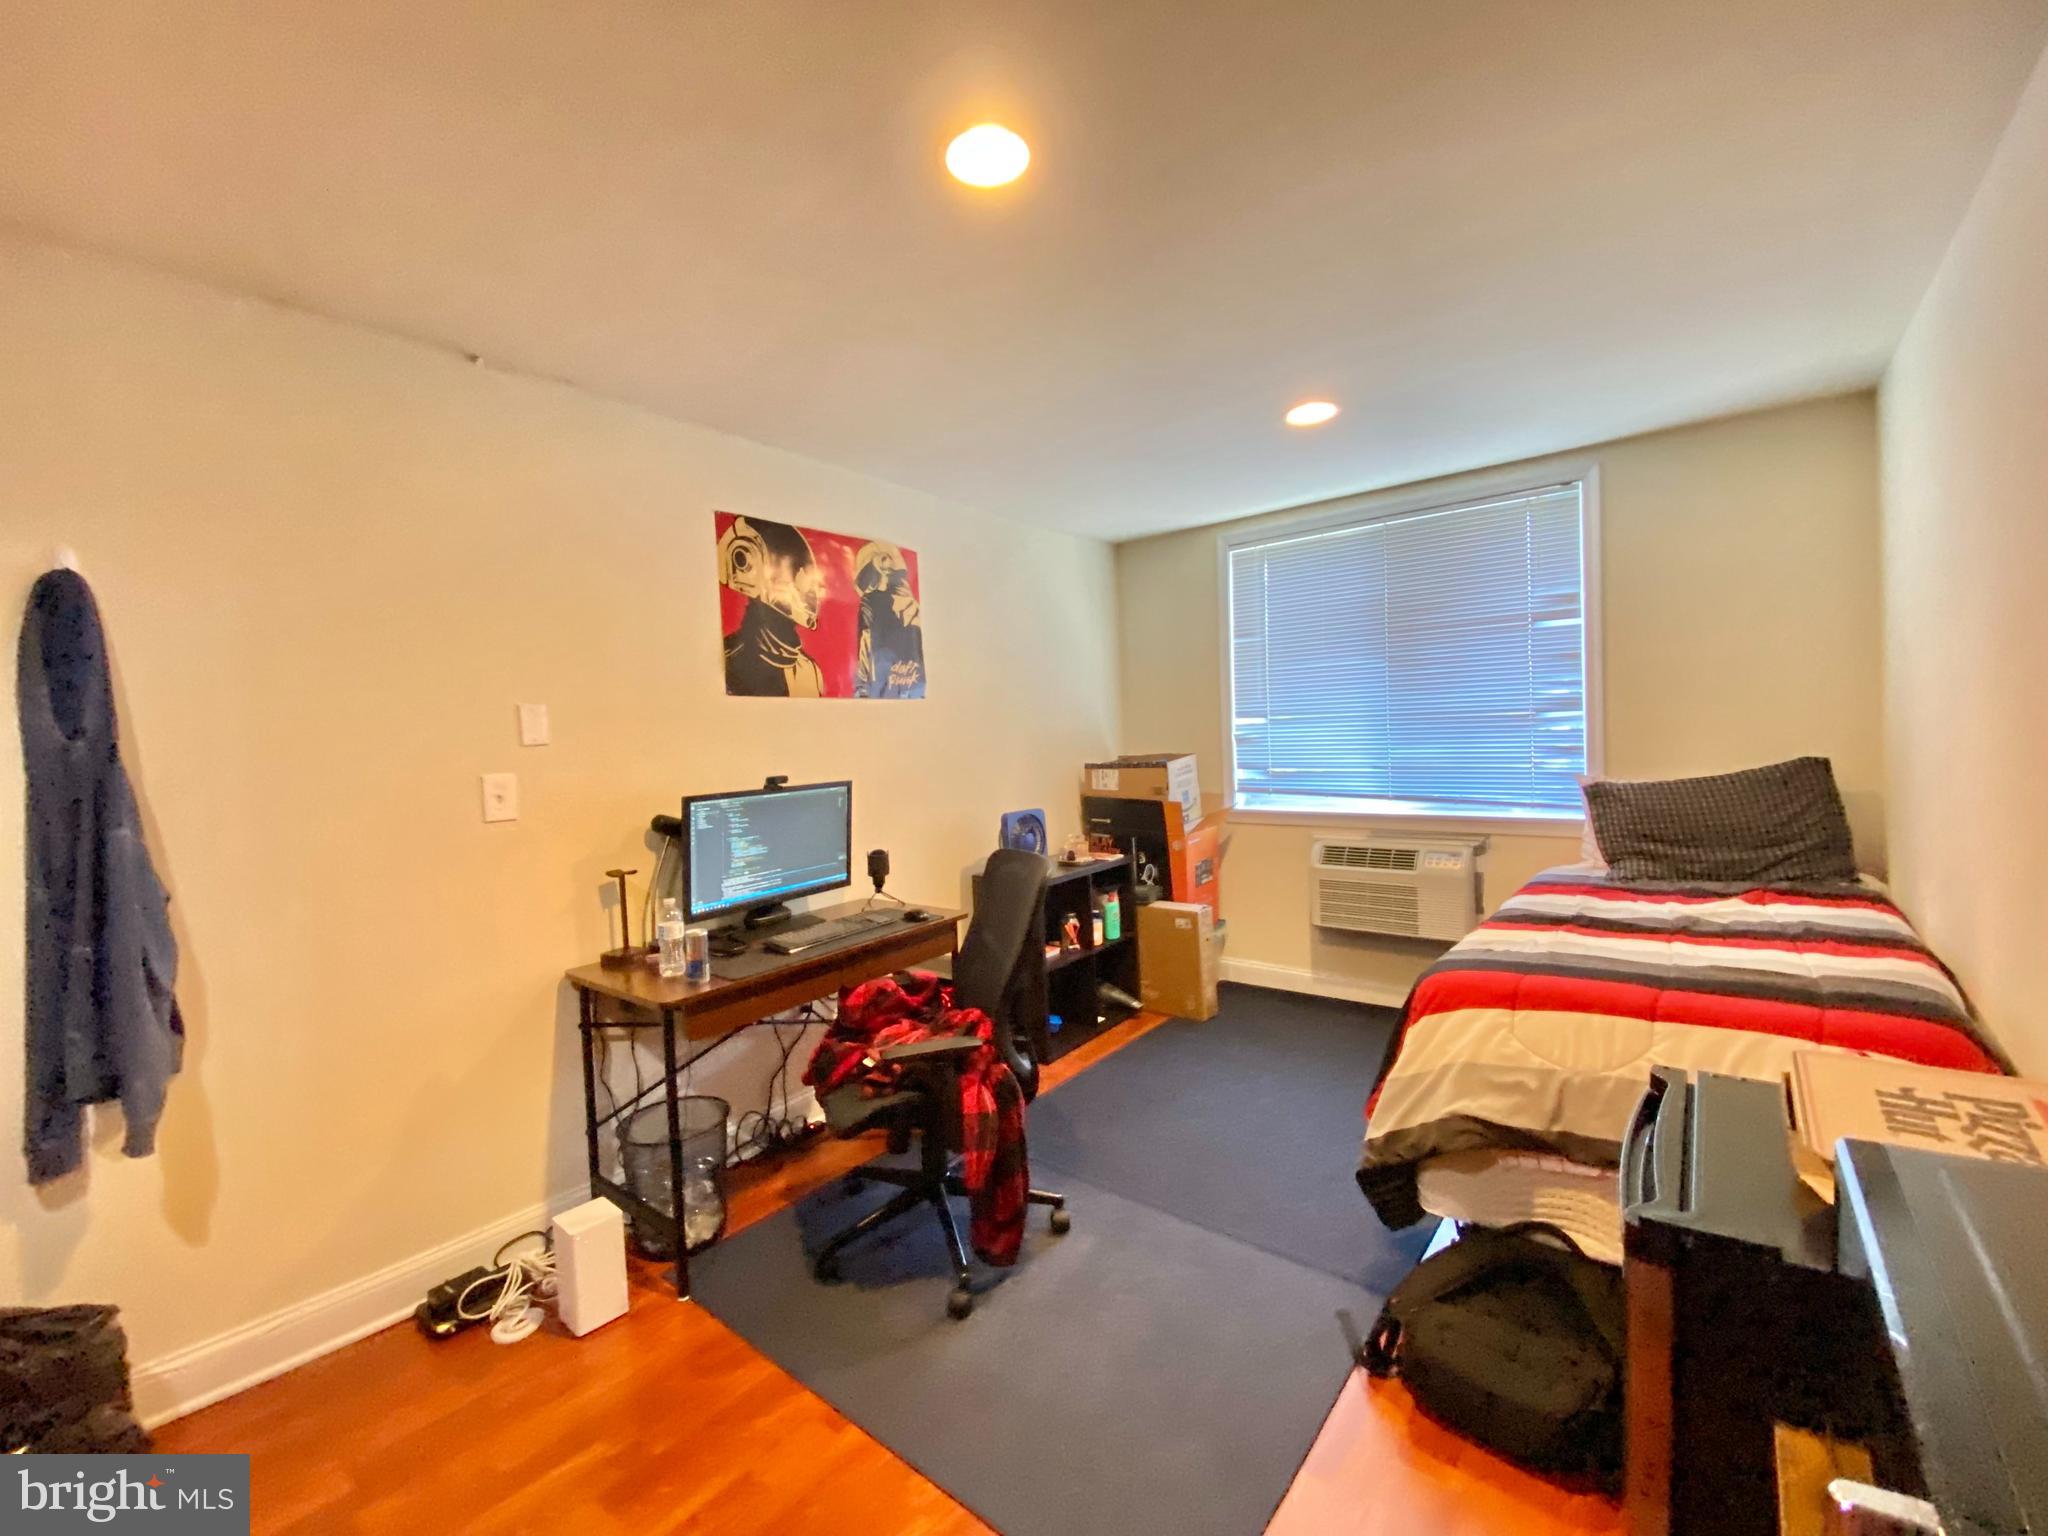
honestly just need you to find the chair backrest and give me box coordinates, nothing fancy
[955,848,1051,1100]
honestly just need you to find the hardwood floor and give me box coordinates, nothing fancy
[1269,1372,1625,1536]
[156,1008,1617,1533]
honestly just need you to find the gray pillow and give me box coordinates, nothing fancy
[1583,757,1857,884]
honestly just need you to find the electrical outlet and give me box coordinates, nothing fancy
[480,772,519,823]
[517,703,550,746]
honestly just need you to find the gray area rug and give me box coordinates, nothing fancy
[693,983,1428,1536]
[1029,983,1420,1292]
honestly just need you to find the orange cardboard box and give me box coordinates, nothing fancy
[1178,814,1223,917]
[1079,794,1227,920]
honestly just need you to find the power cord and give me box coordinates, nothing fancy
[593,1001,835,1171]
[596,1030,648,1143]
[455,1231,557,1346]
[727,1013,806,1164]
[640,834,677,953]
[600,1017,754,1129]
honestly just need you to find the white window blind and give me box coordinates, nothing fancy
[1227,481,1589,818]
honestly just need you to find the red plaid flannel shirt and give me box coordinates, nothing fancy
[803,972,1030,1265]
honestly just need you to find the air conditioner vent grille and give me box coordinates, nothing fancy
[1318,843,1419,872]
[1316,878,1421,936]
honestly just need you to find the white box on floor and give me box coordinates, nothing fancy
[551,1198,628,1336]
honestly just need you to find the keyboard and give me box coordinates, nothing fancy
[764,911,897,955]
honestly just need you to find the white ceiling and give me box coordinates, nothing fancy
[3,1,2044,541]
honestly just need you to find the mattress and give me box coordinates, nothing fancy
[1414,1149,1624,1264]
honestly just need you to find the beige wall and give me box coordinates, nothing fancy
[1117,393,1887,1001]
[0,235,1117,1410]
[1880,46,2048,1075]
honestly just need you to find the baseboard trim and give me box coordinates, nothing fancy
[1220,958,1410,1010]
[133,1182,589,1429]
[137,1084,831,1429]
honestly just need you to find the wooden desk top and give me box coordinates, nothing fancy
[565,899,962,1040]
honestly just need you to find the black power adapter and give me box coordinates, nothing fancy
[414,1266,500,1341]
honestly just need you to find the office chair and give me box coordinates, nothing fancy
[811,848,1069,1319]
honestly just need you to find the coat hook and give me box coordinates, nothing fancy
[52,545,81,573]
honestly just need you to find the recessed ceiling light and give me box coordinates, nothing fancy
[946,124,1031,188]
[1284,400,1340,427]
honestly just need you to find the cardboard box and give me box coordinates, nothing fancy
[1080,795,1225,919]
[1137,900,1219,1020]
[1082,794,1183,904]
[1181,814,1223,915]
[1082,754,1202,833]
[1786,1049,2048,1201]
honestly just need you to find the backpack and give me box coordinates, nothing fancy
[1356,1222,1625,1489]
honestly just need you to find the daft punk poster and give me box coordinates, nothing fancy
[714,511,927,699]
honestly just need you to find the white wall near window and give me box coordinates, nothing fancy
[1219,467,1601,829]
[1122,394,1886,1004]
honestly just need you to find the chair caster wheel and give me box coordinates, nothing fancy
[947,1287,974,1320]
[1049,1206,1072,1234]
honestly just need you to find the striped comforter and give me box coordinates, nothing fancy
[1357,867,2004,1230]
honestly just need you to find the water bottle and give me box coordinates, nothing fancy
[656,897,688,979]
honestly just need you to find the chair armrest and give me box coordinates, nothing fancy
[877,1034,980,1064]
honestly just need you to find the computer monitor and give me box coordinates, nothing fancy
[682,780,852,926]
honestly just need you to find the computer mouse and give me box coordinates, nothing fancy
[902,908,931,922]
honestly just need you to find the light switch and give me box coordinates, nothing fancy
[480,772,519,823]
[517,703,551,747]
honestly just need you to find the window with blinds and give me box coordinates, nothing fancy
[1225,480,1592,819]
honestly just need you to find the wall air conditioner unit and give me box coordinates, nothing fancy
[1310,839,1481,941]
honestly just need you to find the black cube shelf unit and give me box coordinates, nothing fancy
[1034,854,1140,1062]
[975,852,1141,1064]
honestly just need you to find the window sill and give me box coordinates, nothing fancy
[1225,797,1585,840]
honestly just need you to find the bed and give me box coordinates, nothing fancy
[1358,864,2006,1262]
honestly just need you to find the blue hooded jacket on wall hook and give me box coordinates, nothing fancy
[18,567,183,1184]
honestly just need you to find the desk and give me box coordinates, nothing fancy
[564,900,963,1298]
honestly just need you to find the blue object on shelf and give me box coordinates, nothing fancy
[1000,808,1049,854]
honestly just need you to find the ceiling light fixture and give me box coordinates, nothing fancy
[945,124,1031,187]
[1284,400,1340,427]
